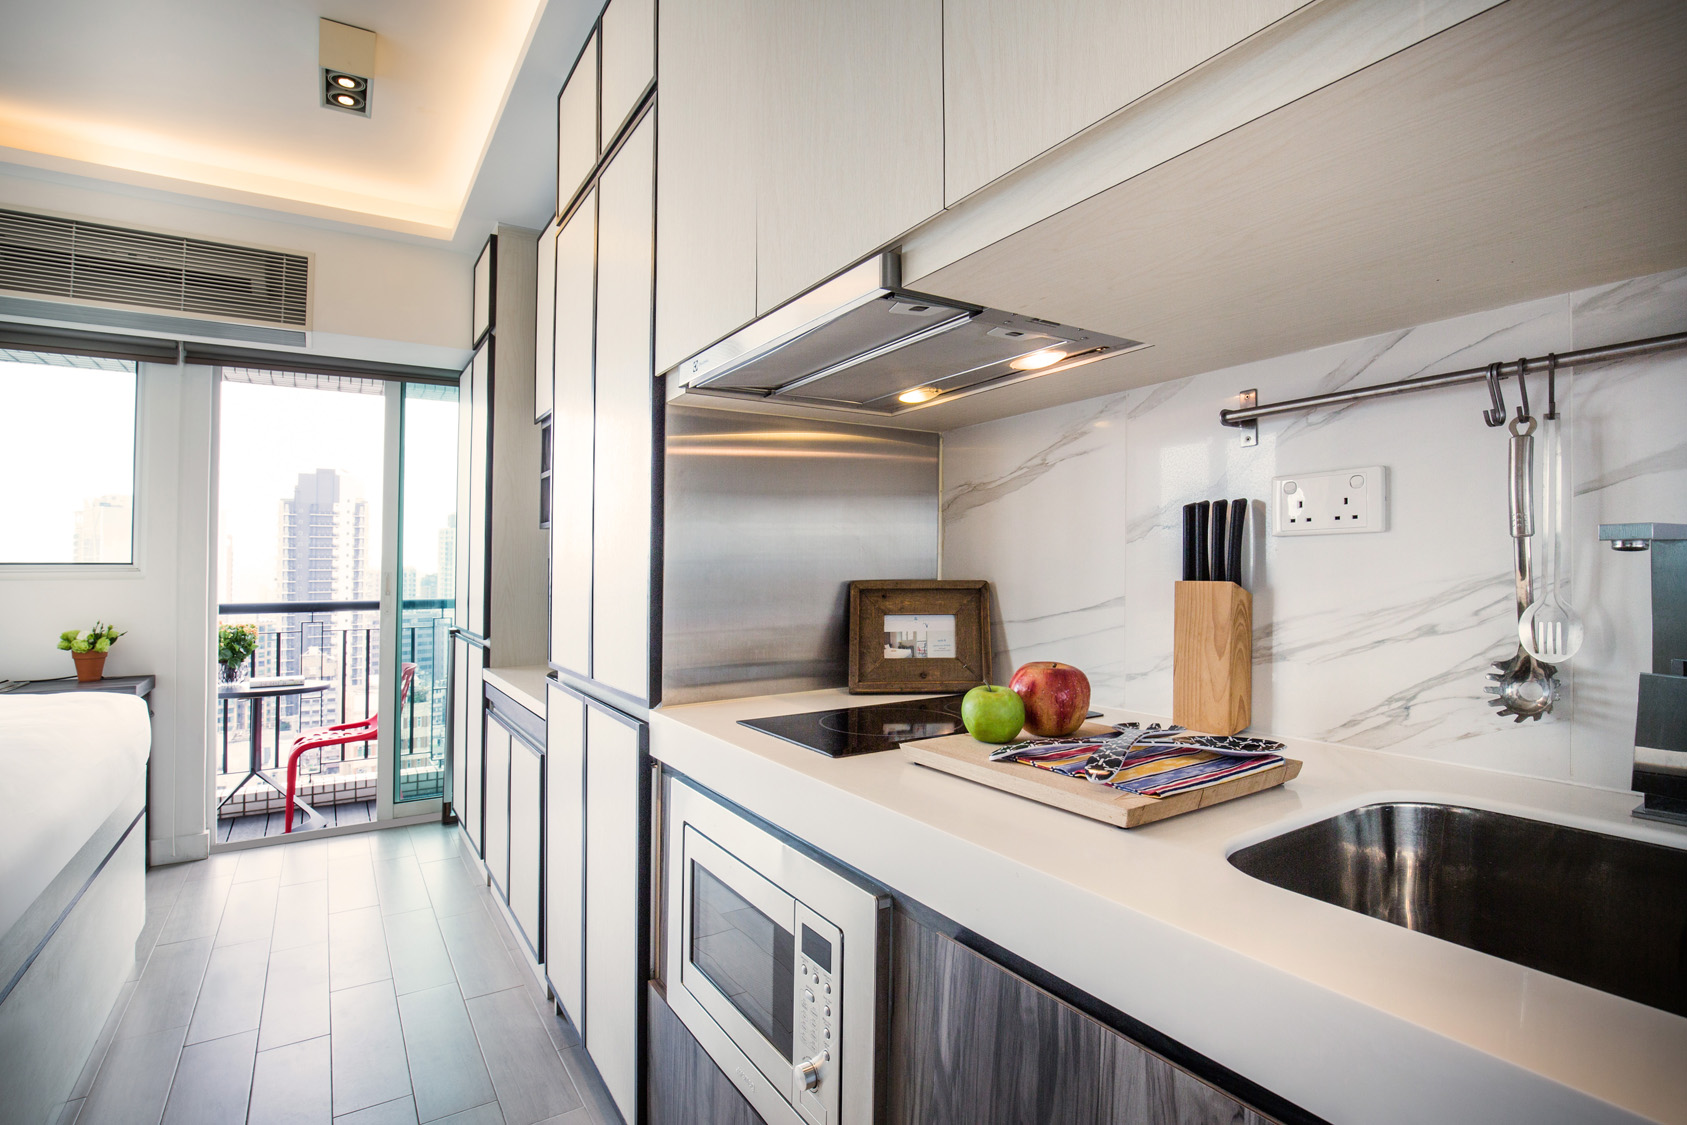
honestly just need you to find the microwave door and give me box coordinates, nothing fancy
[681,825,801,1100]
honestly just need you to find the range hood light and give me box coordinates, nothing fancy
[897,387,940,404]
[1010,348,1069,371]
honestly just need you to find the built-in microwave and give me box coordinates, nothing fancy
[662,774,890,1125]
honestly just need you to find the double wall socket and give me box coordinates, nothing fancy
[1272,466,1388,536]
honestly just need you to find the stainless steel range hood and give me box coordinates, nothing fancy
[668,253,1147,415]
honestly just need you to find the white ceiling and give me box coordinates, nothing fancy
[0,0,597,242]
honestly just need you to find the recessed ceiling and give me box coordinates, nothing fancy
[0,0,557,238]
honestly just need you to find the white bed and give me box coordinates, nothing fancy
[0,692,151,1125]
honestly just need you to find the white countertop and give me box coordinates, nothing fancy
[650,688,1687,1125]
[482,665,549,716]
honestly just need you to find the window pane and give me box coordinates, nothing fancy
[0,351,137,564]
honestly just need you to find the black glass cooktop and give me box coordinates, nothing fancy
[740,695,970,757]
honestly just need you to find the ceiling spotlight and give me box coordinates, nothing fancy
[898,387,940,404]
[320,19,375,117]
[1009,348,1069,371]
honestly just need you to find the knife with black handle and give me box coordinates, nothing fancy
[1194,501,1211,581]
[1210,500,1228,583]
[1182,503,1199,581]
[1226,499,1247,589]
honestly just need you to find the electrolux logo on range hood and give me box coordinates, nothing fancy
[670,253,1148,415]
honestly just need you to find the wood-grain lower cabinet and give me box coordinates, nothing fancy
[544,682,587,1026]
[451,638,486,855]
[482,717,511,895]
[646,983,764,1125]
[889,912,1276,1125]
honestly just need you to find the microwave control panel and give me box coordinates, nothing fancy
[794,905,842,1124]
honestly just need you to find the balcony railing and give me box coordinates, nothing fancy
[214,598,452,814]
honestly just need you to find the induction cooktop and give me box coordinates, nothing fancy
[739,695,970,758]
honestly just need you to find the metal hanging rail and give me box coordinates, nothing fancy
[1219,330,1687,443]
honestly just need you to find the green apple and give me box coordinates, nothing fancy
[962,684,1025,743]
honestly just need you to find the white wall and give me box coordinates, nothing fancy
[0,363,217,864]
[0,166,475,366]
[942,268,1687,791]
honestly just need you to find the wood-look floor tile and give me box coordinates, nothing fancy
[49,1097,83,1125]
[385,908,456,997]
[326,834,372,861]
[77,1024,187,1125]
[437,908,522,1000]
[260,941,331,1050]
[558,1047,621,1125]
[329,980,412,1116]
[418,858,484,919]
[369,827,417,859]
[281,840,329,885]
[156,874,232,945]
[374,855,433,916]
[333,1095,418,1125]
[329,854,381,914]
[161,1028,258,1125]
[465,988,582,1125]
[527,993,582,1055]
[216,876,280,947]
[69,978,136,1098]
[273,879,329,951]
[116,936,213,1040]
[407,825,461,863]
[187,938,269,1043]
[329,906,392,992]
[249,1034,332,1125]
[428,1103,504,1125]
[235,845,287,883]
[397,983,497,1123]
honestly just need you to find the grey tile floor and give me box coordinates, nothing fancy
[56,822,623,1125]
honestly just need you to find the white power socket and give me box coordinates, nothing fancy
[1272,466,1388,536]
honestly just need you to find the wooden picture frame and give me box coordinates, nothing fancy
[847,580,993,694]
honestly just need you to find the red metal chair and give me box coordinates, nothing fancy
[282,663,416,832]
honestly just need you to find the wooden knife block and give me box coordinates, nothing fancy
[1173,580,1252,736]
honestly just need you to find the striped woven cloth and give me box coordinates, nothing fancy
[992,724,1286,798]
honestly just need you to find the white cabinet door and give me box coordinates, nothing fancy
[654,0,757,375]
[942,0,1306,204]
[590,111,656,702]
[534,218,559,422]
[550,191,596,679]
[599,0,654,144]
[508,728,543,954]
[755,0,944,313]
[583,701,646,1125]
[544,682,586,1026]
[465,342,492,638]
[472,237,493,345]
[483,713,512,895]
[455,641,485,854]
[557,31,599,213]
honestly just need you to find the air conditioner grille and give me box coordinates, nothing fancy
[0,209,309,327]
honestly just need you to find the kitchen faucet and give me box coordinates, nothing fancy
[1599,523,1687,826]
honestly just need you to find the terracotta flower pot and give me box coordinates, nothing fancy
[72,650,108,683]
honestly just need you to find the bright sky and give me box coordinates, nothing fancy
[0,359,137,563]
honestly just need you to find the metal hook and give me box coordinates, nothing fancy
[1544,353,1559,420]
[1482,362,1507,427]
[1513,358,1532,424]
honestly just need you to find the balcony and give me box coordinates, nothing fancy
[214,598,452,840]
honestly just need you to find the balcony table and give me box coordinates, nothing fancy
[216,678,331,819]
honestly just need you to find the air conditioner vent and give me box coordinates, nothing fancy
[0,209,309,328]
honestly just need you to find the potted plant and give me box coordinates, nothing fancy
[218,623,259,684]
[58,623,125,683]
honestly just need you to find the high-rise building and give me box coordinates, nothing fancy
[72,494,132,562]
[437,513,456,604]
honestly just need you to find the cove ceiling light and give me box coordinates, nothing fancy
[320,18,375,117]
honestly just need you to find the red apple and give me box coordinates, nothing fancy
[1009,661,1091,737]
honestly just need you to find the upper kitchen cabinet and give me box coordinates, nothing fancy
[654,0,757,375]
[942,0,1308,204]
[592,109,659,704]
[472,238,493,346]
[557,31,599,214]
[535,217,559,422]
[755,0,944,313]
[551,190,597,679]
[599,0,655,147]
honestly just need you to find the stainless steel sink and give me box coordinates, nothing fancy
[1229,802,1687,1017]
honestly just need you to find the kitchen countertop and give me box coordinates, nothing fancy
[481,665,548,716]
[650,687,1687,1125]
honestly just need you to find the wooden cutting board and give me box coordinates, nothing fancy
[901,720,1302,829]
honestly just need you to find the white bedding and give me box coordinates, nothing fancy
[0,694,150,938]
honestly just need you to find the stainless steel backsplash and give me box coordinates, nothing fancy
[662,405,940,704]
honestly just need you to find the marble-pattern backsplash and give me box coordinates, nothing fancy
[942,268,1687,790]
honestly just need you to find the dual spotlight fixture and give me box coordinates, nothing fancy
[320,19,375,117]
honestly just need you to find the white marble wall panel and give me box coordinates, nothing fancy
[942,269,1687,789]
